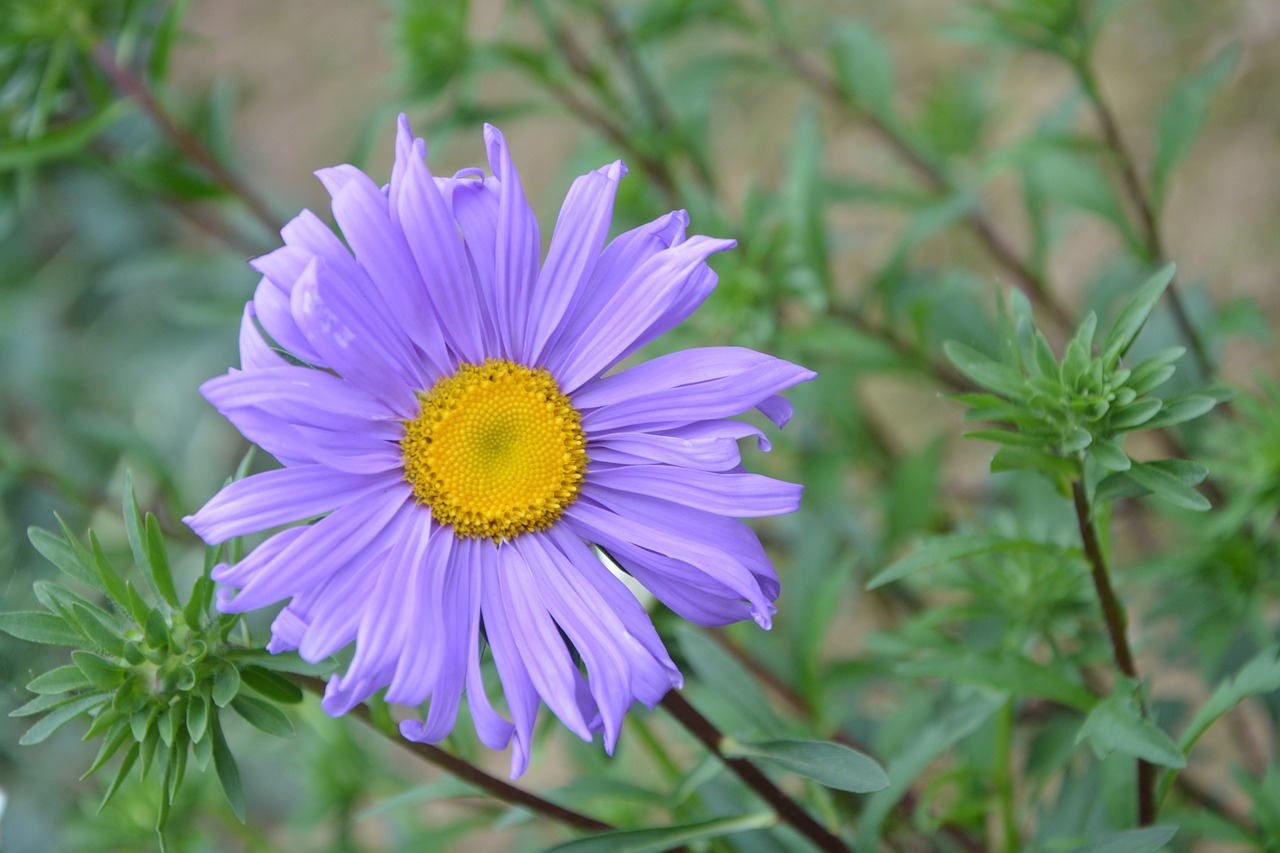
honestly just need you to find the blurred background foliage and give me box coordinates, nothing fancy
[1,0,1278,850]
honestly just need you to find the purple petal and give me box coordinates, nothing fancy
[589,465,802,518]
[395,125,487,364]
[200,366,402,439]
[522,531,679,751]
[524,160,625,365]
[324,513,435,715]
[548,210,688,366]
[548,236,736,392]
[589,421,767,471]
[216,486,412,615]
[484,124,540,361]
[238,304,286,372]
[492,541,594,739]
[566,490,774,627]
[574,347,815,433]
[185,465,401,544]
[289,258,425,414]
[328,170,452,373]
[253,275,324,367]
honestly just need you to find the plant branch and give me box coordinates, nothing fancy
[660,690,856,853]
[774,43,1075,331]
[90,42,283,237]
[705,631,986,853]
[1071,479,1156,825]
[290,674,613,834]
[1076,62,1214,380]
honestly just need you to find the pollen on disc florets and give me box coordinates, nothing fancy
[401,359,588,541]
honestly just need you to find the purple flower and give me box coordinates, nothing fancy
[186,116,815,776]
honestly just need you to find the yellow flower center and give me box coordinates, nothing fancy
[401,359,588,541]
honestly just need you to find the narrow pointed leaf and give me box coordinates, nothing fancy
[1101,263,1176,365]
[212,717,247,822]
[1067,825,1178,853]
[29,524,102,593]
[723,738,889,793]
[231,695,295,738]
[543,812,777,853]
[19,693,107,745]
[0,611,83,645]
[145,513,181,608]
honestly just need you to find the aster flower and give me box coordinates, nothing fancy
[186,116,815,776]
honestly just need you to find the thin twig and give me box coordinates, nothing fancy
[660,690,857,853]
[774,43,1075,331]
[705,631,987,853]
[90,42,283,236]
[1076,63,1214,380]
[1071,480,1157,826]
[290,674,614,833]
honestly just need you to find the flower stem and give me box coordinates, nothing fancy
[660,690,857,853]
[1076,61,1213,381]
[773,41,1074,332]
[290,674,613,833]
[1070,479,1156,825]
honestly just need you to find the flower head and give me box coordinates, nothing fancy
[186,117,815,776]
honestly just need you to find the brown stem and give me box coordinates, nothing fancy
[705,631,986,853]
[1071,480,1156,825]
[1077,63,1213,380]
[90,42,283,236]
[660,690,856,853]
[290,674,613,833]
[775,44,1074,331]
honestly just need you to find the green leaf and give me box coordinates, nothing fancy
[29,524,103,593]
[19,693,108,745]
[145,513,181,608]
[868,534,1070,589]
[69,603,125,657]
[240,666,304,704]
[1076,682,1185,768]
[72,650,127,690]
[0,102,128,170]
[26,665,92,694]
[1101,263,1176,366]
[356,779,482,820]
[184,576,213,628]
[81,722,134,780]
[89,531,135,618]
[1066,825,1178,853]
[1178,646,1280,758]
[98,742,140,813]
[1126,460,1210,511]
[211,716,246,822]
[231,695,295,738]
[187,691,210,743]
[542,812,777,853]
[1152,43,1241,207]
[675,625,785,737]
[899,652,1097,712]
[212,662,241,707]
[1125,347,1184,396]
[144,607,170,650]
[943,341,1027,398]
[1141,394,1216,430]
[0,610,83,646]
[990,447,1079,481]
[11,691,98,718]
[829,21,896,118]
[857,692,1005,848]
[723,738,889,793]
[1090,437,1130,472]
[1108,399,1163,431]
[122,471,151,583]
